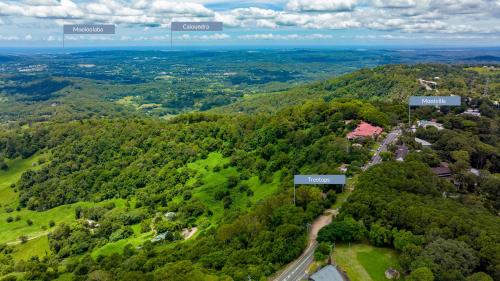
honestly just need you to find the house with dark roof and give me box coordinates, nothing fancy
[431,162,452,178]
[309,265,346,281]
[347,121,383,140]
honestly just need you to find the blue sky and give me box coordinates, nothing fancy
[0,0,499,48]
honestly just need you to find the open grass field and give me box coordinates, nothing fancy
[333,243,403,281]
[11,236,50,261]
[187,152,281,224]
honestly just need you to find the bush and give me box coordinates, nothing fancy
[26,219,33,226]
[183,190,192,201]
[49,220,55,227]
[239,183,250,193]
[214,190,229,201]
[317,217,366,243]
[222,196,232,209]
[19,236,28,244]
[0,158,8,171]
[6,217,13,223]
[227,175,239,189]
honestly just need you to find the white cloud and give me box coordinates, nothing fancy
[22,0,61,5]
[428,0,488,15]
[0,34,19,40]
[256,19,278,29]
[24,34,32,40]
[0,0,498,43]
[149,1,213,16]
[374,0,416,9]
[231,7,277,19]
[286,0,358,12]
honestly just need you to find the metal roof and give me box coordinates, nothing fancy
[310,265,344,281]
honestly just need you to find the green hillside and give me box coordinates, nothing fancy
[0,64,498,281]
[213,64,499,114]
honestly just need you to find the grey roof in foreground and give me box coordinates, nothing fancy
[310,265,344,281]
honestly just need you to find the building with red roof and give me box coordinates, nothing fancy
[347,121,383,140]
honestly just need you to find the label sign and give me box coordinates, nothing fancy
[64,24,115,34]
[171,22,223,32]
[294,175,346,185]
[409,96,461,106]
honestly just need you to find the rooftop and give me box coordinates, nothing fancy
[347,121,383,139]
[415,137,432,146]
[432,163,452,177]
[395,145,409,161]
[310,265,345,281]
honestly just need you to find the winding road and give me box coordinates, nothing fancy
[273,209,338,281]
[274,127,401,281]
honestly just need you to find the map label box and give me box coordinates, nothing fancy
[409,96,461,106]
[171,22,223,32]
[64,25,116,34]
[294,175,346,185]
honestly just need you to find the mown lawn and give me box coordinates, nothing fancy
[334,243,403,281]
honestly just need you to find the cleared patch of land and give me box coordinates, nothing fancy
[333,243,403,281]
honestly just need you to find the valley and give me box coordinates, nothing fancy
[0,50,498,281]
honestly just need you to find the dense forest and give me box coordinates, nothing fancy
[326,161,500,281]
[0,63,498,281]
[0,99,387,280]
[215,64,500,114]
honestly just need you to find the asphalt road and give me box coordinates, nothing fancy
[274,128,401,281]
[363,128,401,171]
[274,242,316,281]
[273,210,337,281]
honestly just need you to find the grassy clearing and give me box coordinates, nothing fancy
[0,155,44,209]
[0,199,126,246]
[91,224,153,258]
[188,153,280,223]
[11,236,50,260]
[466,66,500,75]
[115,96,139,109]
[333,243,403,281]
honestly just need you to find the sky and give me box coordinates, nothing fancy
[0,0,499,48]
